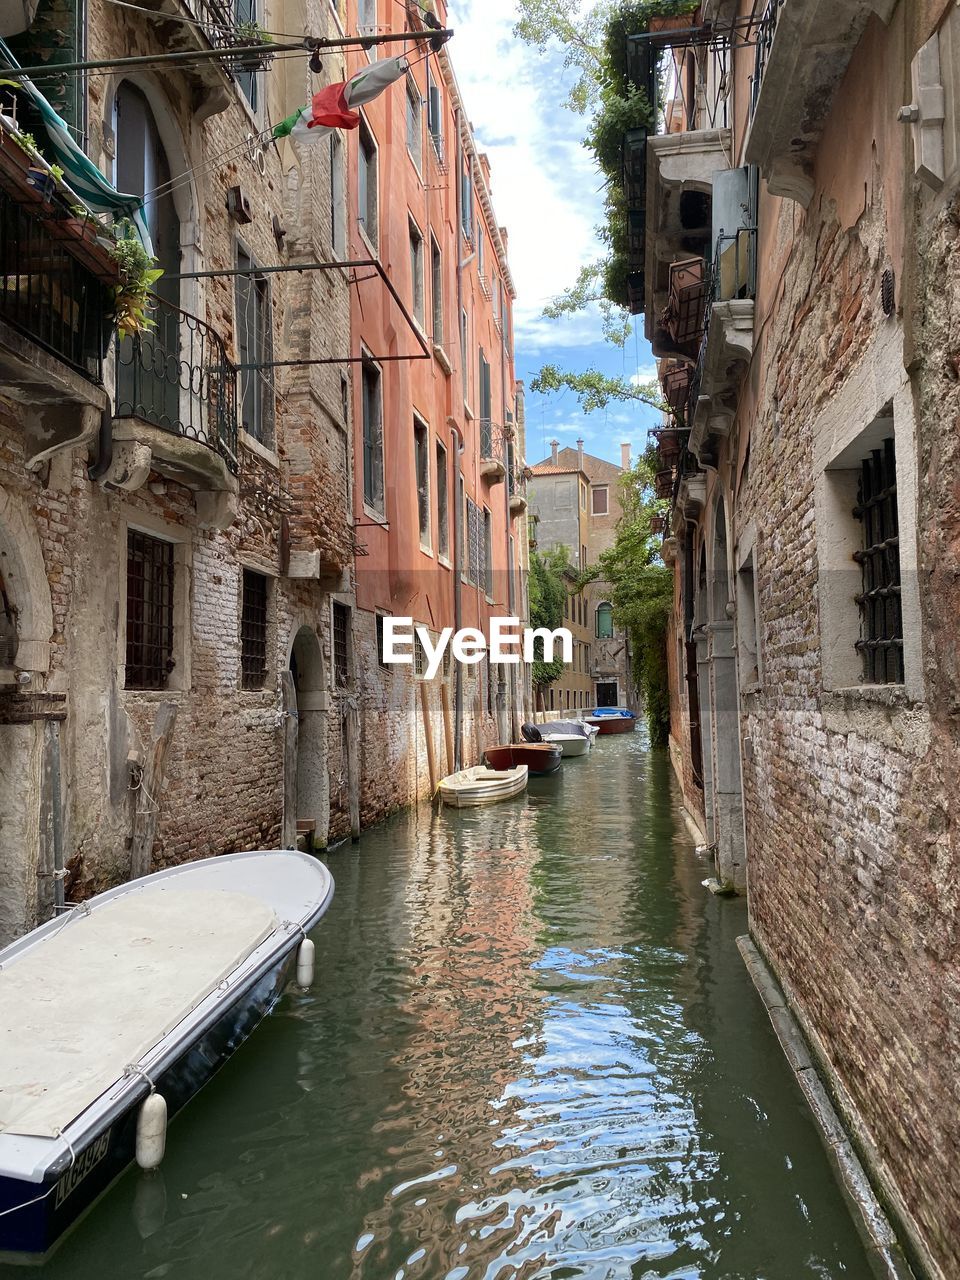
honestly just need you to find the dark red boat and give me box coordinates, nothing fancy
[585,708,637,735]
[483,743,562,775]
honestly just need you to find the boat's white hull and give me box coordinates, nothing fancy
[542,734,590,758]
[439,765,528,808]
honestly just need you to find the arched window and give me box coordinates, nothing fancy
[596,601,613,639]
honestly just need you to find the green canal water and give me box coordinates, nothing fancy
[25,736,873,1279]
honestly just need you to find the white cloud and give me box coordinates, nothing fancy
[445,0,603,347]
[629,366,658,385]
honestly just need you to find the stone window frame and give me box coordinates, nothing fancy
[591,485,609,516]
[811,327,925,729]
[734,520,762,693]
[117,511,192,695]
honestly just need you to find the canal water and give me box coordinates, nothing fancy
[22,735,874,1279]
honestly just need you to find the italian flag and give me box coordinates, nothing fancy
[273,56,409,145]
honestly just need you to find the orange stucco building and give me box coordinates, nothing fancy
[337,0,529,822]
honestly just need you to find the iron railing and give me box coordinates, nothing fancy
[115,294,239,473]
[750,0,784,120]
[0,184,111,382]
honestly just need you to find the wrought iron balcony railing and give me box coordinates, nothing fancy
[750,0,784,121]
[115,295,239,473]
[0,182,112,382]
[685,225,757,424]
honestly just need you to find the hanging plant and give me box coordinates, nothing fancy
[108,232,164,339]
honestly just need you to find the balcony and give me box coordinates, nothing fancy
[0,134,116,465]
[644,128,731,356]
[479,419,506,482]
[508,461,529,515]
[131,0,239,119]
[745,0,897,205]
[686,228,756,462]
[110,295,239,525]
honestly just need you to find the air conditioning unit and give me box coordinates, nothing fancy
[226,186,253,225]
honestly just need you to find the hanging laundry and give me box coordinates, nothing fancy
[273,55,409,146]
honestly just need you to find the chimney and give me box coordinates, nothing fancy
[577,438,584,472]
[550,439,559,465]
[620,441,632,471]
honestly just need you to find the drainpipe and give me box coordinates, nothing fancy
[87,396,113,482]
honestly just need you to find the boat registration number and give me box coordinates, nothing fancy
[54,1130,111,1208]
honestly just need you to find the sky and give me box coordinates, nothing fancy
[446,0,660,469]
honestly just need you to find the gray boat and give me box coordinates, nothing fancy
[0,849,334,1260]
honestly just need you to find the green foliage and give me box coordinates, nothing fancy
[109,229,164,338]
[528,545,574,690]
[513,0,605,114]
[595,460,673,744]
[531,364,663,414]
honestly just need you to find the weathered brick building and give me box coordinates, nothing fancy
[630,0,960,1273]
[0,0,352,936]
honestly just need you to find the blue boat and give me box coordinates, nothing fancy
[585,707,637,734]
[0,850,334,1261]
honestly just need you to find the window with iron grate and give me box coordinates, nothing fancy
[413,629,426,677]
[376,613,388,669]
[333,602,350,688]
[125,531,175,689]
[853,436,904,684]
[241,569,268,689]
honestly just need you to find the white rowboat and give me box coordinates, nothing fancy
[438,764,528,808]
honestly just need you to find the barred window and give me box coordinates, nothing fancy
[853,436,903,684]
[125,530,175,689]
[414,629,426,677]
[241,569,268,689]
[333,602,350,687]
[376,613,388,669]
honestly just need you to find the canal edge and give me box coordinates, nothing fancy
[736,935,919,1280]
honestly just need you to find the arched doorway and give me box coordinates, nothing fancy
[0,487,54,944]
[284,626,329,851]
[112,81,184,425]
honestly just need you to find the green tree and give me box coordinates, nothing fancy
[593,453,674,744]
[528,545,577,698]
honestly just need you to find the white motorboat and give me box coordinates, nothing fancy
[524,720,598,757]
[438,764,528,808]
[0,849,334,1260]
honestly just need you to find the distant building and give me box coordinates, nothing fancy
[529,440,636,713]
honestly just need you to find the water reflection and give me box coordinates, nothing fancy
[10,737,872,1280]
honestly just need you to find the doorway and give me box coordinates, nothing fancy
[288,626,328,850]
[595,682,618,707]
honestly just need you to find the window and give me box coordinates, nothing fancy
[581,544,587,569]
[358,0,377,48]
[361,356,384,512]
[431,236,443,345]
[580,481,587,510]
[460,308,469,401]
[414,416,430,548]
[592,485,609,515]
[853,437,903,683]
[333,602,350,687]
[465,495,483,586]
[508,534,515,611]
[460,159,473,240]
[409,218,425,328]
[436,439,449,560]
[234,0,260,109]
[736,551,760,688]
[478,348,492,452]
[125,530,175,689]
[329,134,346,257]
[477,220,485,280]
[376,613,388,668]
[358,118,378,246]
[235,246,274,446]
[483,507,493,597]
[426,64,442,158]
[596,602,614,639]
[492,274,500,326]
[414,629,426,677]
[240,569,268,689]
[406,77,422,171]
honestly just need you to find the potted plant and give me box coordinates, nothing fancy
[108,233,164,340]
[231,20,273,72]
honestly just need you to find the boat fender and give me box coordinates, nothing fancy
[135,1093,167,1171]
[521,723,542,743]
[296,937,316,989]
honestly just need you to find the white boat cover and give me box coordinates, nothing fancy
[0,887,277,1138]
